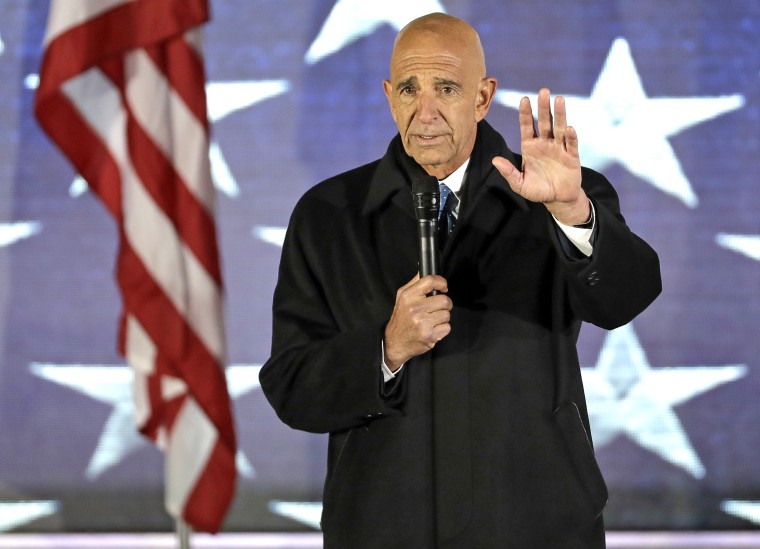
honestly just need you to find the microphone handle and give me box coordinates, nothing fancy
[417,219,440,295]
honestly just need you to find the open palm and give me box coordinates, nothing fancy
[492,88,589,225]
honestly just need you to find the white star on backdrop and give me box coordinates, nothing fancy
[268,500,323,530]
[206,80,290,197]
[494,38,745,208]
[715,234,760,262]
[721,500,760,526]
[29,363,262,480]
[305,0,445,64]
[0,501,59,533]
[252,225,286,247]
[0,31,5,56]
[0,222,42,247]
[581,324,747,478]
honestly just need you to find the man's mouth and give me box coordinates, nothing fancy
[413,134,443,142]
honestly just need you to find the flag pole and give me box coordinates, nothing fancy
[176,518,192,549]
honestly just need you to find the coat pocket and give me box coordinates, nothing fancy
[553,401,608,518]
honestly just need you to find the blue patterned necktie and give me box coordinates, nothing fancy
[438,183,459,247]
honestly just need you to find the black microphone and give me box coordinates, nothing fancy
[411,174,440,279]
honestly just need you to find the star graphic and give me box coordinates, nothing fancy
[721,500,760,526]
[268,500,323,530]
[305,0,446,64]
[0,222,42,248]
[0,31,5,56]
[494,38,745,208]
[29,362,262,480]
[581,324,747,478]
[0,501,59,533]
[715,233,760,262]
[206,80,290,197]
[252,225,286,247]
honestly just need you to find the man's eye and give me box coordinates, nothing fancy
[401,86,415,95]
[442,87,454,94]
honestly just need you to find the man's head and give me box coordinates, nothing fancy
[383,13,497,180]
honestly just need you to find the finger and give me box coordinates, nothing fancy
[553,95,567,144]
[431,322,452,342]
[416,274,448,296]
[396,273,421,299]
[564,126,579,159]
[518,96,536,142]
[536,88,553,138]
[492,156,524,195]
[427,308,452,327]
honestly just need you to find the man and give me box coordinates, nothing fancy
[260,12,661,549]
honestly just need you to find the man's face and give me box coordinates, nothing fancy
[383,29,495,180]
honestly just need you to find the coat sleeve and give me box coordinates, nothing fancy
[259,194,405,434]
[553,167,662,329]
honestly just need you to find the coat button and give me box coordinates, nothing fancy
[586,271,600,286]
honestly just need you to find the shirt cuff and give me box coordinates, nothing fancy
[381,340,404,382]
[552,201,595,257]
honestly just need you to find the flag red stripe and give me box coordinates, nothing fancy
[117,239,234,439]
[124,109,223,283]
[38,0,208,95]
[182,439,237,533]
[145,39,209,130]
[35,89,123,217]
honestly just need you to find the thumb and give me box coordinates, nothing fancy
[492,156,523,194]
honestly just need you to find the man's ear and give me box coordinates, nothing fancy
[383,80,397,123]
[475,77,498,121]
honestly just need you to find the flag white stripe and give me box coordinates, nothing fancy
[125,315,156,429]
[125,50,215,213]
[43,0,136,45]
[165,397,217,516]
[61,68,225,362]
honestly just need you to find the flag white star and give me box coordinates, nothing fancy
[494,38,745,208]
[268,500,323,530]
[0,222,42,247]
[715,234,760,262]
[721,500,760,526]
[29,363,262,480]
[0,501,59,533]
[305,0,445,64]
[582,324,747,478]
[0,32,5,56]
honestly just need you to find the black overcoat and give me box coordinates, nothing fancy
[260,121,661,548]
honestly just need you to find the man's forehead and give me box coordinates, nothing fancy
[390,51,464,77]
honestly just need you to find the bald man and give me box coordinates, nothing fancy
[261,13,660,549]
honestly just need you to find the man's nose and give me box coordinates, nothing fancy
[416,92,439,123]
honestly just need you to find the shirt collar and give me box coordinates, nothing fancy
[439,158,469,193]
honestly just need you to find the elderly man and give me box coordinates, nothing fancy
[260,12,661,549]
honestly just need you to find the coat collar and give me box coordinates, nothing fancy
[362,120,529,217]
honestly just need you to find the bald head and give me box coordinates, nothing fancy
[391,13,487,79]
[383,13,496,179]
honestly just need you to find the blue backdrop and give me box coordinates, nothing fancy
[0,0,758,533]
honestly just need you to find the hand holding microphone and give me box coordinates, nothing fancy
[381,157,453,371]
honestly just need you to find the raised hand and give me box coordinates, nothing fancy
[492,88,590,225]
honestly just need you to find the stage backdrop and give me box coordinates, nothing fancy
[1,0,758,533]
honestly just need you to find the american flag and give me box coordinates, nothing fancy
[33,0,236,533]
